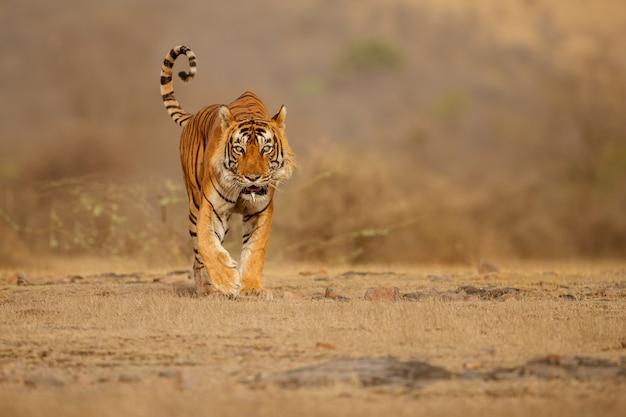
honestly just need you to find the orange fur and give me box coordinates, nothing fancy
[160,46,294,297]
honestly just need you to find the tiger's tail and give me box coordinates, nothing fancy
[160,45,197,127]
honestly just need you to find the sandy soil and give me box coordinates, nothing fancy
[0,262,625,416]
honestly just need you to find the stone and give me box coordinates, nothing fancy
[457,286,520,300]
[559,294,577,301]
[158,369,182,379]
[402,292,425,301]
[6,272,32,286]
[315,342,336,350]
[24,374,64,387]
[118,374,141,383]
[259,357,451,388]
[364,287,401,302]
[324,287,350,301]
[477,261,500,274]
[299,269,328,276]
[427,274,452,283]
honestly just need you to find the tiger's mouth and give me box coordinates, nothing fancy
[241,185,268,196]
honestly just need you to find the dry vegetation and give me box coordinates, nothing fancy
[1,0,626,265]
[1,262,625,416]
[1,1,626,416]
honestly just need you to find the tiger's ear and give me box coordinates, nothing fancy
[218,105,234,130]
[272,105,287,130]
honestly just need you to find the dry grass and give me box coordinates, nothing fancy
[1,262,625,416]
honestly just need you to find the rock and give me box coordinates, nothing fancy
[24,374,65,387]
[559,294,577,301]
[118,374,141,383]
[457,286,520,300]
[258,357,451,388]
[477,261,500,274]
[463,361,482,370]
[315,342,336,350]
[364,287,401,302]
[437,292,464,302]
[158,369,182,379]
[427,274,452,283]
[500,292,518,301]
[299,269,328,276]
[313,276,331,282]
[402,292,425,301]
[6,272,32,286]
[324,287,350,301]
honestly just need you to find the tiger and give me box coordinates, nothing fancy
[159,45,295,298]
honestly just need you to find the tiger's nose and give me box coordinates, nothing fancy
[245,174,261,181]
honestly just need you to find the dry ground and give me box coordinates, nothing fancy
[0,261,625,417]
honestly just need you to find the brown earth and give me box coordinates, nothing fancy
[1,262,625,416]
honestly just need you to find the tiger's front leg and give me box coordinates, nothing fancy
[196,200,240,297]
[239,201,274,299]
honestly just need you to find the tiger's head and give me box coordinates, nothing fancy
[214,105,294,200]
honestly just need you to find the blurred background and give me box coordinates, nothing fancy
[1,0,625,267]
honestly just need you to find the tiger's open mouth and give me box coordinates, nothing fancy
[241,185,268,196]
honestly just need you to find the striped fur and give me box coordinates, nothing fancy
[160,46,295,298]
[160,45,197,127]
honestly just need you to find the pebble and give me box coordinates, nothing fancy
[364,287,401,302]
[24,374,65,387]
[315,342,336,350]
[477,261,500,274]
[6,272,32,286]
[324,287,350,301]
[118,374,141,383]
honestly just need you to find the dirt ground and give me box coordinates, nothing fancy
[0,261,625,417]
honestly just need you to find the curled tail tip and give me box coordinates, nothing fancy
[178,71,195,82]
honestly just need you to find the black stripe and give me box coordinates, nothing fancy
[160,75,172,85]
[209,176,236,204]
[243,201,272,222]
[169,50,178,60]
[163,59,174,68]
[189,60,197,67]
[214,231,222,242]
[194,144,202,191]
[180,45,189,54]
[209,202,223,226]
[170,111,184,117]
[189,230,197,237]
[189,213,197,223]
[200,189,227,227]
[166,104,180,110]
[162,92,175,101]
[242,226,259,245]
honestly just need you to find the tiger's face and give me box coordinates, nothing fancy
[217,105,294,200]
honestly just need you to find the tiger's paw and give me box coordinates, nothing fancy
[208,267,241,298]
[240,287,273,301]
